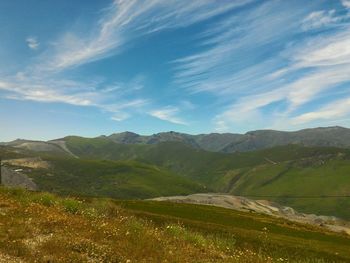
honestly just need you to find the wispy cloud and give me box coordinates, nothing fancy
[0,74,149,121]
[36,0,252,73]
[301,10,342,31]
[149,106,187,125]
[292,97,350,124]
[26,37,39,50]
[1,0,253,124]
[3,0,350,132]
[342,0,350,9]
[172,0,311,95]
[208,2,350,131]
[111,112,130,122]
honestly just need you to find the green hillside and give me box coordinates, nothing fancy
[65,136,348,183]
[7,156,205,199]
[63,137,350,219]
[223,156,350,219]
[3,138,350,220]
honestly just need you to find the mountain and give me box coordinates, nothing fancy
[222,126,350,152]
[1,139,68,154]
[4,126,350,153]
[104,126,350,152]
[107,131,202,149]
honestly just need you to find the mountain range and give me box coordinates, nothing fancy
[3,126,350,153]
[103,126,350,152]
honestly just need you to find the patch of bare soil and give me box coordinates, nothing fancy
[3,157,50,169]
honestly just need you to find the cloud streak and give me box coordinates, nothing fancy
[2,0,350,133]
[292,97,350,124]
[26,37,39,50]
[36,0,252,73]
[1,0,253,124]
[149,106,187,125]
[209,2,350,131]
[301,10,343,31]
[172,0,311,95]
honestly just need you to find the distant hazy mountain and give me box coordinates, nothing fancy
[105,126,350,152]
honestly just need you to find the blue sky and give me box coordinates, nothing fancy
[1,0,350,141]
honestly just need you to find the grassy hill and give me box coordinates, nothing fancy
[223,155,350,219]
[25,157,206,199]
[3,139,350,220]
[65,136,349,182]
[1,187,349,262]
[63,137,350,219]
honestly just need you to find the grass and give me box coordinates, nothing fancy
[63,137,350,219]
[225,156,350,219]
[1,187,349,262]
[117,200,350,262]
[3,140,350,219]
[25,157,206,199]
[64,137,350,181]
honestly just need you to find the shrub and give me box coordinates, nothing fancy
[31,193,57,207]
[61,198,83,214]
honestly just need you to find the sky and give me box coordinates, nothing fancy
[1,0,350,141]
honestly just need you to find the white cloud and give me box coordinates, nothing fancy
[37,0,251,73]
[162,1,350,132]
[149,106,187,125]
[0,80,93,106]
[1,0,253,125]
[4,0,350,132]
[292,97,350,124]
[111,112,130,122]
[213,88,286,132]
[26,37,39,50]
[292,30,350,68]
[213,27,350,131]
[301,10,341,31]
[172,1,311,95]
[342,0,350,9]
[102,99,149,112]
[0,75,148,118]
[286,66,350,109]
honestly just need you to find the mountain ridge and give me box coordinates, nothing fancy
[3,126,350,153]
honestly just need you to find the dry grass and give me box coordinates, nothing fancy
[0,188,342,262]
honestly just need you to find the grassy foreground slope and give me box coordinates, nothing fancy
[1,187,350,263]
